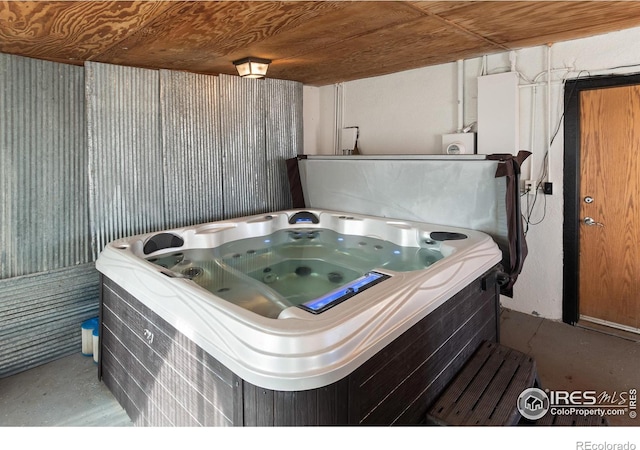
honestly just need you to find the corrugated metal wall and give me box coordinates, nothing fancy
[1,54,302,377]
[218,74,269,218]
[88,67,302,249]
[0,53,90,278]
[217,75,302,218]
[0,264,99,377]
[0,54,97,377]
[86,63,166,259]
[264,78,303,211]
[160,70,224,227]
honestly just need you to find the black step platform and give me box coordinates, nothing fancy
[426,341,609,426]
[427,341,537,426]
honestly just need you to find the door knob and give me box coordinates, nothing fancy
[583,217,604,227]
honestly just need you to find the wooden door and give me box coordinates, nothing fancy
[579,85,640,331]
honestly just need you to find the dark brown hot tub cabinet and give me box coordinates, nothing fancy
[98,268,501,426]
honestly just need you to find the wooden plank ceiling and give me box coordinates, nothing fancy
[1,1,640,86]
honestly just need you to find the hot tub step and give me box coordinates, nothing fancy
[426,341,538,426]
[426,341,610,426]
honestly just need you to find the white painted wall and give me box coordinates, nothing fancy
[303,26,640,320]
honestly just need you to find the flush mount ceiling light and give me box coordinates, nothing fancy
[232,57,272,79]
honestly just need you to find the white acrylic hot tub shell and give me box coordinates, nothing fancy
[95,210,502,391]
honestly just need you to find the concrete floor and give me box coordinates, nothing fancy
[0,353,132,427]
[0,308,638,427]
[500,308,639,427]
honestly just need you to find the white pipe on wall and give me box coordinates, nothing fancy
[334,83,343,154]
[530,84,537,180]
[547,44,552,181]
[457,59,464,132]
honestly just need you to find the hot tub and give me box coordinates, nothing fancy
[96,209,504,426]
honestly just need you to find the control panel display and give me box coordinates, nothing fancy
[298,271,390,314]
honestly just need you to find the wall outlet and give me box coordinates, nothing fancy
[543,182,553,195]
[523,179,537,193]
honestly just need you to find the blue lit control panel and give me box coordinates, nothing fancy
[298,271,391,314]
